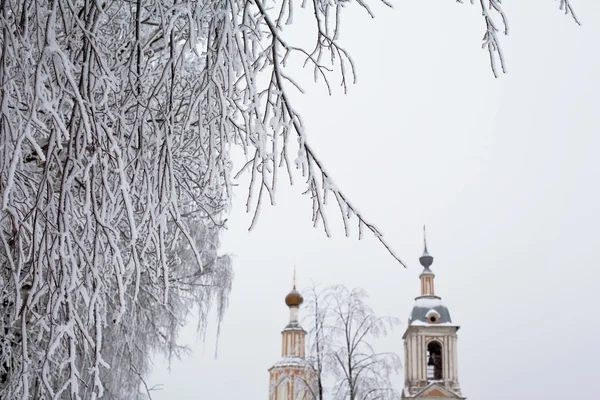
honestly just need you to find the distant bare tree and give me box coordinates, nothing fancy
[304,285,401,400]
[303,282,332,400]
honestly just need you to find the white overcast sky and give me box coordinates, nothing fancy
[148,1,600,399]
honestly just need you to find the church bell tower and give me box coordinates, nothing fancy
[268,271,317,400]
[402,231,465,399]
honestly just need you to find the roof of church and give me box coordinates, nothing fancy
[269,356,312,370]
[403,382,466,399]
[282,320,306,332]
[407,228,459,328]
[409,295,452,325]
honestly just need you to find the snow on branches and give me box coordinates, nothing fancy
[456,0,580,77]
[303,284,401,400]
[0,0,581,398]
[0,0,234,398]
[233,0,406,266]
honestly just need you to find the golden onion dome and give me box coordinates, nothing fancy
[285,289,304,307]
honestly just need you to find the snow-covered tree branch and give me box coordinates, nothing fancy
[456,0,581,77]
[0,0,581,397]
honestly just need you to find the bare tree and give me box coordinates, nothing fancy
[0,0,580,398]
[303,282,332,400]
[304,285,401,400]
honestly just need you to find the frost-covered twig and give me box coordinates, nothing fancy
[557,0,581,25]
[245,0,405,266]
[458,0,580,76]
[455,0,509,77]
[477,0,508,77]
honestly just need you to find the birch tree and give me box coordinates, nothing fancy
[304,285,401,400]
[303,282,330,400]
[0,0,580,398]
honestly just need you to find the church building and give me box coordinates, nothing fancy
[402,237,466,399]
[267,275,317,400]
[267,235,466,400]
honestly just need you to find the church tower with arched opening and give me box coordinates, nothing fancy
[402,232,466,399]
[268,272,317,400]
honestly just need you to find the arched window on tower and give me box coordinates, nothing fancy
[427,341,443,381]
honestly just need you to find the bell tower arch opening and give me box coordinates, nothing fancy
[427,341,443,381]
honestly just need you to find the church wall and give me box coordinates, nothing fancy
[269,365,317,400]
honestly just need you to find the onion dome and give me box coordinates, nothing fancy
[285,266,304,307]
[285,289,303,307]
